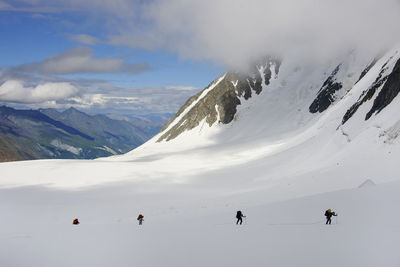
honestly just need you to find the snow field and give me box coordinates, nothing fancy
[0,180,399,267]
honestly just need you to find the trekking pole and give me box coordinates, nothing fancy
[245,216,247,225]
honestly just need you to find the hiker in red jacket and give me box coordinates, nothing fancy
[137,214,144,225]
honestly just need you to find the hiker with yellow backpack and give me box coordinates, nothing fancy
[324,209,337,224]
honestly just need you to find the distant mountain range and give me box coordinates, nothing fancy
[0,106,169,162]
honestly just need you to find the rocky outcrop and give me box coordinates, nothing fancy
[309,64,343,113]
[157,58,280,142]
[342,56,396,124]
[156,49,400,144]
[365,58,400,119]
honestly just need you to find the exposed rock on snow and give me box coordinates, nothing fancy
[309,64,343,113]
[342,55,399,124]
[157,57,280,142]
[366,57,400,120]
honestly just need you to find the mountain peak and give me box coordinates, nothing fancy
[63,107,83,114]
[143,47,400,154]
[156,57,281,142]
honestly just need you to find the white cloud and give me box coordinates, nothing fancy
[0,80,79,103]
[17,47,150,75]
[166,86,199,91]
[66,85,196,113]
[69,34,99,45]
[0,78,199,115]
[108,0,400,69]
[69,94,140,108]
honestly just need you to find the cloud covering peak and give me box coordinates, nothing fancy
[109,0,400,68]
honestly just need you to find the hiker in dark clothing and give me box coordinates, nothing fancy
[137,214,144,225]
[72,218,80,225]
[325,209,337,224]
[236,210,245,225]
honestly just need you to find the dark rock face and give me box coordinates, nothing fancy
[365,58,400,119]
[342,57,395,124]
[309,64,343,113]
[157,58,280,142]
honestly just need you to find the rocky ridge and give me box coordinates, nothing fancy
[155,49,400,144]
[157,58,281,142]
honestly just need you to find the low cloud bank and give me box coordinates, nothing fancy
[0,80,78,103]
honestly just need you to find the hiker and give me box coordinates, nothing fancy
[236,210,245,225]
[137,214,144,225]
[72,218,80,225]
[324,209,337,224]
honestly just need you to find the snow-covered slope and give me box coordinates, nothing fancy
[1,179,399,267]
[100,47,400,190]
[1,47,400,266]
[1,48,400,189]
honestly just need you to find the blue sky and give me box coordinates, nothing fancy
[0,11,221,87]
[0,3,224,115]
